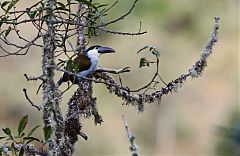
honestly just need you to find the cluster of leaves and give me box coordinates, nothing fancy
[56,0,111,38]
[137,45,160,68]
[0,0,43,38]
[55,0,109,38]
[82,1,110,38]
[1,0,22,35]
[1,0,19,13]
[0,115,41,156]
[57,57,78,74]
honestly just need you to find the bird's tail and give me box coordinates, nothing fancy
[57,72,69,86]
[57,77,63,86]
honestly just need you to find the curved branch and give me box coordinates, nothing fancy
[56,16,220,113]
[92,16,220,111]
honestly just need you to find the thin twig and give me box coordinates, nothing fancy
[100,0,119,14]
[24,74,44,81]
[157,74,167,86]
[23,88,41,111]
[59,82,74,95]
[118,74,123,87]
[97,0,139,27]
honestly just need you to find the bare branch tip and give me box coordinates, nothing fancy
[23,88,41,111]
[214,16,220,22]
[24,74,29,81]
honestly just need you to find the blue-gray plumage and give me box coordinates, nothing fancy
[57,45,115,86]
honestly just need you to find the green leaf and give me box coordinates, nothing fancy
[65,59,73,71]
[6,0,20,12]
[43,126,52,141]
[96,4,108,8]
[1,1,11,9]
[18,115,28,137]
[152,50,160,58]
[88,23,97,37]
[27,125,40,137]
[5,26,11,37]
[20,132,25,138]
[67,40,76,53]
[73,62,80,73]
[2,128,13,140]
[56,2,66,9]
[139,57,150,68]
[27,10,37,19]
[0,136,6,140]
[23,136,40,144]
[0,30,6,36]
[2,128,11,136]
[0,16,7,27]
[137,46,150,54]
[19,147,24,156]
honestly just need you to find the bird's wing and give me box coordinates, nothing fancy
[73,54,91,72]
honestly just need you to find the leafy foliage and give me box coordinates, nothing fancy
[43,126,52,142]
[137,45,160,68]
[0,115,41,155]
[18,115,28,137]
[139,57,150,68]
[1,0,20,13]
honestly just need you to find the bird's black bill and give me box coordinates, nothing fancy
[98,46,115,54]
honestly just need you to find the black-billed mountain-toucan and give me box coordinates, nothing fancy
[57,45,115,86]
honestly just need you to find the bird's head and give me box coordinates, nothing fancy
[84,45,115,58]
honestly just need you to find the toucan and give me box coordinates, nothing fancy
[57,45,115,86]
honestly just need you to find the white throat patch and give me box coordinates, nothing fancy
[87,49,100,60]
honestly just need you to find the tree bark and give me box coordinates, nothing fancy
[42,0,68,155]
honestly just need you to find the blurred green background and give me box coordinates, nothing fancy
[0,0,239,155]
